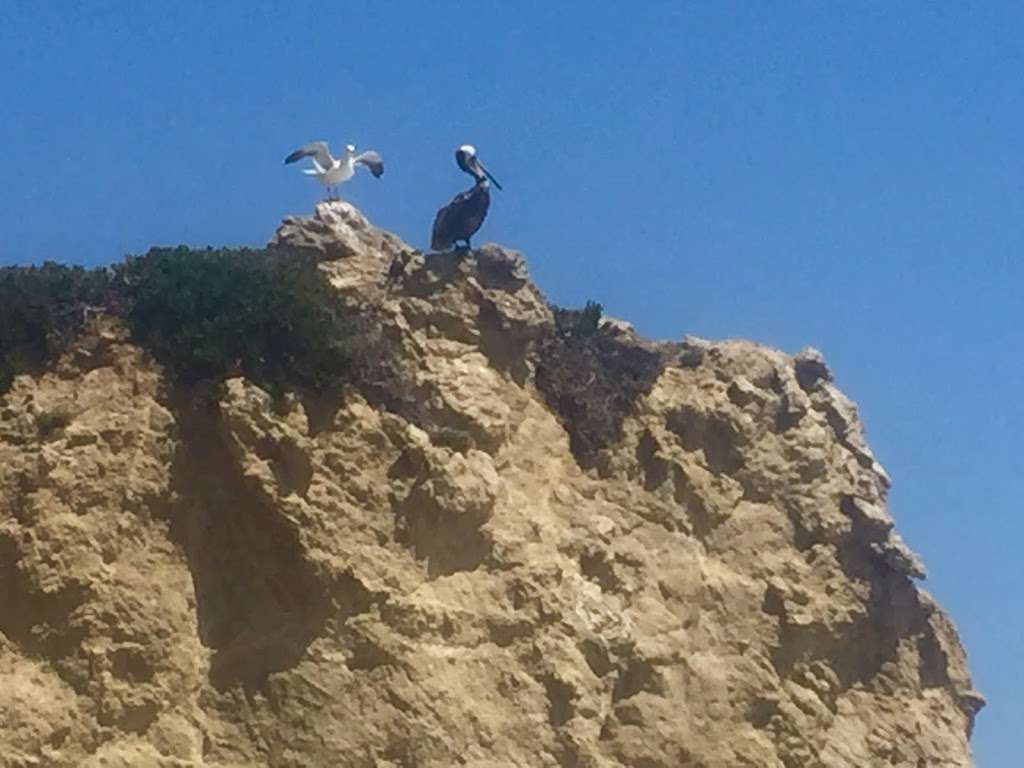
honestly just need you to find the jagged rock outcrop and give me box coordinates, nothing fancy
[0,202,982,767]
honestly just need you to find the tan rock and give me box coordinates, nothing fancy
[0,203,981,766]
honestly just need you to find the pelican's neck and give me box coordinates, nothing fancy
[466,165,487,186]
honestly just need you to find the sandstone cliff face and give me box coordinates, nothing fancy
[0,203,982,767]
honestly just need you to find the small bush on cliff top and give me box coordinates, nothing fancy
[1,247,390,399]
[117,246,361,392]
[535,300,664,467]
[0,263,112,391]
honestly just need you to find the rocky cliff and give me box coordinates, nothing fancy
[0,202,982,767]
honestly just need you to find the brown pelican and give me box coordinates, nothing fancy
[284,141,383,200]
[430,145,502,251]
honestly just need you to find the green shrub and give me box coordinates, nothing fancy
[553,300,603,340]
[536,300,663,467]
[115,246,364,394]
[0,263,111,392]
[1,247,397,404]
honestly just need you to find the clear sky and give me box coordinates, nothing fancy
[1,2,1018,762]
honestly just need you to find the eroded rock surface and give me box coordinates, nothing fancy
[0,202,981,767]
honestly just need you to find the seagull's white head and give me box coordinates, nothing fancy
[458,144,477,157]
[345,144,356,153]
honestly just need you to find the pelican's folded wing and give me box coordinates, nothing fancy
[431,202,455,251]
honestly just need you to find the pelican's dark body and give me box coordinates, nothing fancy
[430,145,501,251]
[431,182,491,251]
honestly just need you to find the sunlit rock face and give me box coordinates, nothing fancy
[0,201,981,767]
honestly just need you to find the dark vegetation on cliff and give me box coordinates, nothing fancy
[535,300,665,466]
[0,263,113,392]
[1,251,657,467]
[122,247,366,392]
[0,248,391,399]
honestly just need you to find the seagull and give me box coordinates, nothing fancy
[284,141,383,200]
[431,145,502,251]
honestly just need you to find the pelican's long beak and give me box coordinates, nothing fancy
[479,161,503,191]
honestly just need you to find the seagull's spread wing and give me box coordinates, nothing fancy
[355,150,384,178]
[284,141,333,170]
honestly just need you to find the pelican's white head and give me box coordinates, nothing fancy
[455,144,501,190]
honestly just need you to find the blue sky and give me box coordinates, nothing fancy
[1,2,1018,762]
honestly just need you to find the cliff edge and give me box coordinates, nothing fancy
[0,202,982,767]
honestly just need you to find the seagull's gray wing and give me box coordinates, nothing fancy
[355,150,384,178]
[284,141,333,169]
